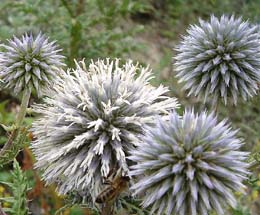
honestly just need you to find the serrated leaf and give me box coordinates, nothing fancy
[0,181,13,187]
[1,159,30,215]
[0,196,15,203]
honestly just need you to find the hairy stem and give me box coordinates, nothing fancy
[16,88,31,127]
[0,88,31,159]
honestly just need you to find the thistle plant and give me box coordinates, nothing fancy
[0,159,30,215]
[174,15,260,105]
[0,32,65,97]
[129,109,250,215]
[31,59,179,200]
[0,32,65,163]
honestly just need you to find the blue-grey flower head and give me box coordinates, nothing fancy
[129,109,249,215]
[0,32,65,96]
[31,58,179,199]
[174,15,260,105]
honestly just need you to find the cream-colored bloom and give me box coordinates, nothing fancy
[31,58,179,200]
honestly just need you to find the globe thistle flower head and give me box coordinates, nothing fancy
[0,32,65,96]
[129,109,249,215]
[174,15,260,105]
[31,58,179,200]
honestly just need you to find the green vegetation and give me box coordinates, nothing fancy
[0,0,260,214]
[0,160,30,215]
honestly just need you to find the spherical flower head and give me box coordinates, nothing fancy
[31,58,179,200]
[174,15,260,105]
[0,33,65,96]
[129,109,250,215]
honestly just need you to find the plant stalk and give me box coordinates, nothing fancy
[60,0,83,67]
[16,88,31,127]
[0,88,31,159]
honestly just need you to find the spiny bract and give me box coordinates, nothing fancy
[174,15,260,105]
[129,109,249,215]
[31,58,179,200]
[0,32,65,96]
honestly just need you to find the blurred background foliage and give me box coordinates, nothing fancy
[0,0,260,214]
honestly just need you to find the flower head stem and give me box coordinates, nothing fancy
[0,88,31,160]
[16,88,31,127]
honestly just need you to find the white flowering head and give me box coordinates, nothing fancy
[0,32,65,96]
[31,59,179,199]
[129,109,249,215]
[174,15,260,105]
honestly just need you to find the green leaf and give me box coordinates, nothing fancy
[0,159,30,215]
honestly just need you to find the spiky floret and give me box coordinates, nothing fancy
[129,109,249,215]
[0,33,65,96]
[174,15,260,105]
[31,58,179,200]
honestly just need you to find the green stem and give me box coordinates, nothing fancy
[60,0,75,17]
[16,88,31,127]
[0,88,31,159]
[60,0,83,67]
